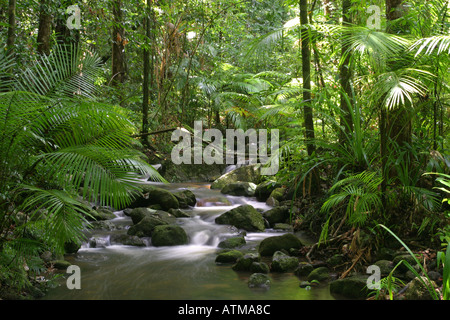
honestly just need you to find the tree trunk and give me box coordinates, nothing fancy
[385,0,412,173]
[300,0,320,195]
[37,0,52,55]
[6,0,15,55]
[339,0,353,144]
[300,0,316,157]
[111,0,126,86]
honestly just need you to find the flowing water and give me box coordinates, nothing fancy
[42,181,336,300]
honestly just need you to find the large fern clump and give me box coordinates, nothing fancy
[0,45,164,292]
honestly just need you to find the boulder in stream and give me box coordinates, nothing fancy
[270,251,299,273]
[258,233,303,256]
[254,180,281,202]
[210,164,261,190]
[215,204,265,232]
[220,182,257,197]
[173,189,197,208]
[129,185,180,211]
[151,225,189,246]
[218,236,246,249]
[215,250,244,264]
[248,273,271,289]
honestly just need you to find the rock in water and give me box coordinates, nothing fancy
[220,182,257,197]
[151,225,189,246]
[210,164,261,190]
[215,205,265,232]
[129,186,180,211]
[173,189,197,208]
[248,273,271,289]
[270,251,299,272]
[258,233,303,256]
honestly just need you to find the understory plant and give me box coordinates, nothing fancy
[0,44,164,293]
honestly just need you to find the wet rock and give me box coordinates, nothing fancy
[220,182,257,197]
[329,274,371,299]
[151,225,189,246]
[262,206,290,227]
[258,233,303,256]
[255,180,281,202]
[307,267,330,282]
[127,215,168,237]
[232,253,261,271]
[110,233,146,247]
[250,262,270,274]
[215,204,265,232]
[129,207,176,225]
[90,220,118,231]
[130,186,180,211]
[248,273,271,289]
[273,223,294,232]
[295,262,314,277]
[89,207,116,221]
[168,208,191,218]
[270,251,299,272]
[173,189,197,208]
[215,250,244,264]
[218,236,246,249]
[211,164,261,190]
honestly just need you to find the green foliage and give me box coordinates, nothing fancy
[320,171,383,243]
[0,44,165,295]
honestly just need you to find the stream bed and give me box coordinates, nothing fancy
[42,182,336,300]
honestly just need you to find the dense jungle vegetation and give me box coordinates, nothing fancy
[0,0,449,300]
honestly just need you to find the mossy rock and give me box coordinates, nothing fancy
[307,267,330,282]
[255,180,281,202]
[130,186,180,211]
[295,262,314,277]
[248,273,271,289]
[329,274,371,299]
[250,262,270,274]
[215,205,265,232]
[232,253,261,271]
[262,206,290,226]
[110,233,146,247]
[404,276,437,300]
[127,215,168,237]
[218,236,246,249]
[270,251,299,273]
[211,164,261,190]
[151,225,189,246]
[221,182,257,197]
[215,250,244,264]
[173,189,197,208]
[258,233,303,256]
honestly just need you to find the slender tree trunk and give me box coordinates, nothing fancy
[111,0,125,86]
[6,0,15,56]
[142,2,154,146]
[385,0,412,172]
[300,0,320,195]
[339,0,354,144]
[300,0,315,157]
[37,0,52,55]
